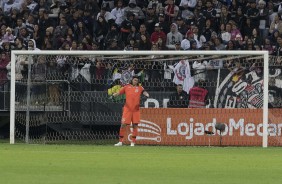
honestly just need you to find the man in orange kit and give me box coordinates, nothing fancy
[113,76,149,146]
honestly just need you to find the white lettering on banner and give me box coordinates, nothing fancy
[278,124,282,136]
[220,125,228,136]
[166,118,194,139]
[245,123,256,136]
[167,118,177,135]
[194,123,205,136]
[163,99,169,108]
[229,118,244,136]
[144,99,159,108]
[185,122,193,140]
[205,122,215,133]
[257,123,263,136]
[165,118,282,138]
[269,124,277,136]
[178,123,189,136]
[143,98,171,108]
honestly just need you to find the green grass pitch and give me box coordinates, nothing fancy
[0,143,282,184]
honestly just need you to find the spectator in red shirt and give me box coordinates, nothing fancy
[150,22,166,44]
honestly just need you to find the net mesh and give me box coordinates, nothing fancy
[7,52,282,146]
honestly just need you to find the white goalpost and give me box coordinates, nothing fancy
[9,50,270,147]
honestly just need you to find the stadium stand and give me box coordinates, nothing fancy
[1,0,282,142]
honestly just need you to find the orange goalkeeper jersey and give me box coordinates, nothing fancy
[119,84,144,111]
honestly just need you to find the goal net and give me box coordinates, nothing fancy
[9,50,281,147]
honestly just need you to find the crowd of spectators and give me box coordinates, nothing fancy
[0,0,282,92]
[0,0,281,55]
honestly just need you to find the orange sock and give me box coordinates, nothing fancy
[119,127,126,142]
[132,126,138,143]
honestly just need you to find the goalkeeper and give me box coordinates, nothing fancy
[113,75,149,147]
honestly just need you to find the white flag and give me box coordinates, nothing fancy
[172,60,195,94]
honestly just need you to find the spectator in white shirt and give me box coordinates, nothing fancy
[221,23,231,44]
[3,0,21,16]
[181,30,193,50]
[192,26,206,48]
[166,23,183,49]
[97,6,116,24]
[179,0,197,20]
[111,0,125,26]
